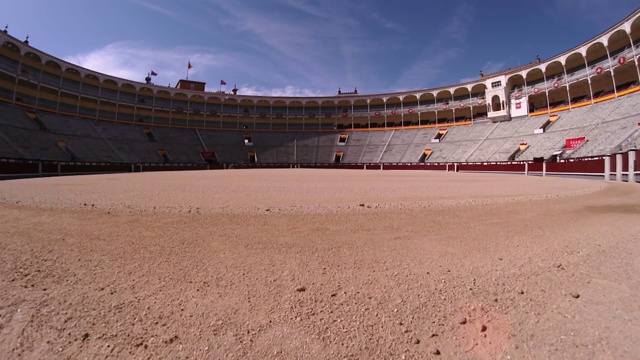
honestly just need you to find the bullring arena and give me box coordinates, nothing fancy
[1,170,640,359]
[1,7,640,360]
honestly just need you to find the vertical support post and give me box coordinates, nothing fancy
[38,162,42,177]
[524,162,528,175]
[57,163,61,176]
[604,155,611,181]
[542,162,546,177]
[628,149,636,183]
[616,153,623,182]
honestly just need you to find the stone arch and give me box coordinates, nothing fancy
[544,61,568,108]
[352,98,369,128]
[585,41,614,97]
[607,29,638,90]
[303,100,320,129]
[491,94,502,112]
[565,52,591,104]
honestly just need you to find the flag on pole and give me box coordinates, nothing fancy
[188,61,193,69]
[220,80,227,85]
[150,70,158,76]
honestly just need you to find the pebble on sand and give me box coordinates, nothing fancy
[295,286,307,292]
[570,292,580,298]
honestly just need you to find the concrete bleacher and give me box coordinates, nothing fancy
[340,132,369,163]
[1,90,639,165]
[0,131,25,158]
[198,130,248,164]
[425,123,494,162]
[315,132,343,163]
[151,127,204,163]
[0,105,41,130]
[291,133,321,163]
[0,124,69,160]
[571,116,639,157]
[378,129,420,163]
[36,113,102,137]
[359,131,393,163]
[401,128,440,163]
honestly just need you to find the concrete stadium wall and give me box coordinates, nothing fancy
[1,150,637,183]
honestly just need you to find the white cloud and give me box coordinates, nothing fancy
[368,12,406,32]
[64,41,224,85]
[482,60,506,75]
[394,2,476,89]
[235,85,326,97]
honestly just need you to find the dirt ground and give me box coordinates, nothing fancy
[0,169,639,359]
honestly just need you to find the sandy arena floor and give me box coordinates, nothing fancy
[0,169,639,359]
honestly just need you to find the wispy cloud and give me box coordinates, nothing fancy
[197,0,375,92]
[394,2,476,89]
[64,41,223,86]
[237,84,326,97]
[63,40,335,96]
[368,12,406,32]
[551,0,637,29]
[483,60,506,75]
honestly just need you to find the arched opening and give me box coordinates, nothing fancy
[303,100,320,130]
[369,98,385,128]
[470,84,488,120]
[586,41,615,99]
[190,94,207,128]
[544,61,568,110]
[385,96,402,128]
[271,99,287,130]
[152,89,173,126]
[452,87,471,123]
[402,95,419,127]
[435,90,453,124]
[607,29,638,92]
[320,100,336,130]
[417,93,436,126]
[491,95,502,112]
[287,100,303,130]
[352,98,369,128]
[78,74,101,118]
[564,52,591,105]
[57,67,82,114]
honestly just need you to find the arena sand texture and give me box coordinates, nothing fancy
[1,169,639,359]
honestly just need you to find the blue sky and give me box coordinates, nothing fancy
[3,0,638,96]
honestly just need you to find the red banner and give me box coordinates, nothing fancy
[200,151,217,159]
[565,136,586,150]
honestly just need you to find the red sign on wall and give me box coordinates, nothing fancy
[565,136,586,150]
[200,151,217,159]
